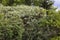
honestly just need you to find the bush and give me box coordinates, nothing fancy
[0,5,45,40]
[0,5,60,40]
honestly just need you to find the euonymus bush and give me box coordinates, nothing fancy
[0,5,60,40]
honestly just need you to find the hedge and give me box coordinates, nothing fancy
[0,4,60,40]
[0,5,44,40]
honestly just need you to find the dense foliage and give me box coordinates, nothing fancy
[0,0,60,40]
[0,5,60,40]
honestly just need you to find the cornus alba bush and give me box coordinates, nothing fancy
[0,4,60,40]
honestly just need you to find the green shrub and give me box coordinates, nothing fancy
[0,5,60,40]
[0,5,45,40]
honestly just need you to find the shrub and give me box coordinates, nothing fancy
[0,5,45,40]
[0,5,60,40]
